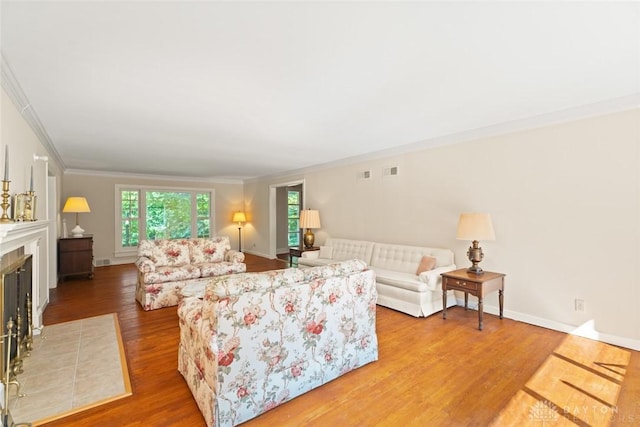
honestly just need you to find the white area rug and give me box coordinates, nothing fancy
[6,313,132,425]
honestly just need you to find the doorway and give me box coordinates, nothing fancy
[268,180,304,259]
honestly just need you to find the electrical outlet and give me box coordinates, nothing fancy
[575,299,585,312]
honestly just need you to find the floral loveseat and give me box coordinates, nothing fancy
[177,259,378,427]
[135,236,246,311]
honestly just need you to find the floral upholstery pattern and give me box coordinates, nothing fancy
[135,236,246,311]
[177,259,378,427]
[189,237,230,264]
[138,238,191,267]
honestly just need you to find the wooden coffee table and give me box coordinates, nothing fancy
[441,269,505,330]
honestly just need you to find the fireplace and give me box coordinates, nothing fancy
[0,255,33,383]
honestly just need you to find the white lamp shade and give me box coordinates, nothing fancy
[300,209,321,229]
[456,213,495,241]
[62,197,91,213]
[232,211,246,223]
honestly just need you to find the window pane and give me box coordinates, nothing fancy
[288,233,299,246]
[197,218,210,238]
[197,193,210,217]
[288,219,299,232]
[288,191,299,205]
[146,191,192,240]
[288,205,299,218]
[122,219,139,247]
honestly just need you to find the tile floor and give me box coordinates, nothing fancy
[5,313,131,425]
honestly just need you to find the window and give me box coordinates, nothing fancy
[116,186,213,255]
[121,190,140,248]
[287,190,300,247]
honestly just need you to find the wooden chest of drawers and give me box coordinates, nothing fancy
[58,235,94,280]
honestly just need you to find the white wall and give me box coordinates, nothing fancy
[244,109,640,349]
[0,88,63,220]
[1,86,65,293]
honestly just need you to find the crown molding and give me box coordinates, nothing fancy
[1,53,66,170]
[247,93,640,183]
[64,168,244,185]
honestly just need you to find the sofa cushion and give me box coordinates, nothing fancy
[373,268,434,292]
[416,256,437,275]
[325,238,375,263]
[302,259,368,281]
[297,257,333,267]
[189,237,230,264]
[371,243,454,274]
[198,261,247,278]
[138,239,191,267]
[141,265,201,284]
[319,245,334,259]
[207,268,307,299]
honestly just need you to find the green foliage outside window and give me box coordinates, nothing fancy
[288,190,300,247]
[196,193,211,238]
[146,191,191,240]
[121,191,140,247]
[120,189,212,247]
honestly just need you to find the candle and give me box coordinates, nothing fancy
[30,165,34,191]
[3,145,8,181]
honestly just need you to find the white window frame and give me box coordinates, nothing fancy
[114,184,215,258]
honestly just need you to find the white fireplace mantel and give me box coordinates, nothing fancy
[0,220,51,330]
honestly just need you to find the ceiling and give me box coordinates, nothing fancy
[1,1,638,181]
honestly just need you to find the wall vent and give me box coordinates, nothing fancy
[95,259,111,266]
[383,166,399,177]
[357,170,372,180]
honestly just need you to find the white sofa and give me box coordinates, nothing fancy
[299,238,457,317]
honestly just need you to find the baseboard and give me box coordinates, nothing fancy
[243,249,274,259]
[454,297,640,351]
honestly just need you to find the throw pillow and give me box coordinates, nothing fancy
[416,256,437,275]
[319,246,334,259]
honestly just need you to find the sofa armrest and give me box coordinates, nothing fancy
[418,264,457,288]
[301,251,320,259]
[135,256,156,274]
[225,249,245,263]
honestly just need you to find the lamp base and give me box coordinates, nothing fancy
[466,240,485,275]
[466,265,485,275]
[303,229,315,249]
[71,224,85,238]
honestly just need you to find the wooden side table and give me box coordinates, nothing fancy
[441,269,505,330]
[289,246,320,267]
[58,235,94,280]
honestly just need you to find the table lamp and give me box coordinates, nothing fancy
[456,212,495,274]
[63,197,91,237]
[299,209,321,249]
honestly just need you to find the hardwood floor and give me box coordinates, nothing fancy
[41,254,639,426]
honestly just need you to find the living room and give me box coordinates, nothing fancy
[0,1,639,425]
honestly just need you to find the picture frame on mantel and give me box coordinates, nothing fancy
[12,193,37,221]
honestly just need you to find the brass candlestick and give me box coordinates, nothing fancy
[0,180,12,223]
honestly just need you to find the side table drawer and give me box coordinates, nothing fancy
[446,278,478,291]
[59,238,92,252]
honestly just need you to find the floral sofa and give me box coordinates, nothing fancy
[177,259,378,427]
[299,238,457,317]
[135,236,246,311]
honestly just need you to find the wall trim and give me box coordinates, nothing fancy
[1,53,66,169]
[454,297,640,351]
